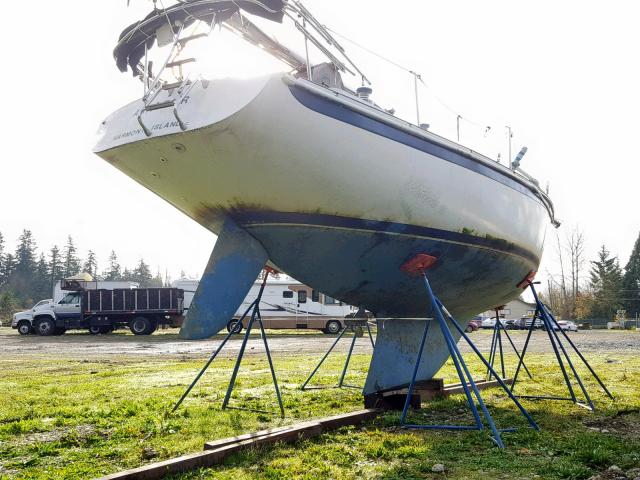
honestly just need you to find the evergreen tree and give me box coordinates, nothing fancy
[149,268,164,287]
[103,251,121,281]
[0,231,5,287]
[48,246,63,292]
[1,254,16,285]
[12,230,38,302]
[122,267,133,282]
[0,290,17,321]
[62,236,81,277]
[83,250,99,279]
[588,245,623,320]
[14,230,37,276]
[133,259,153,287]
[35,253,50,300]
[622,232,640,319]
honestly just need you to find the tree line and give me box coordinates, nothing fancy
[0,229,171,319]
[544,228,640,322]
[1,227,638,324]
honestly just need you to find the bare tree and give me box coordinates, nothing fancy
[565,226,585,315]
[554,230,570,318]
[546,226,587,319]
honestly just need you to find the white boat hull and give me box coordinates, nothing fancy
[95,73,549,393]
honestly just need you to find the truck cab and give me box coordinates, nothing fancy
[29,293,84,336]
[11,299,53,335]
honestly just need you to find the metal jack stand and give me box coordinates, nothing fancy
[172,268,285,418]
[486,307,532,381]
[399,254,539,449]
[301,314,375,391]
[510,281,614,411]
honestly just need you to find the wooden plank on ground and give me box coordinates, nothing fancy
[203,424,296,450]
[98,409,381,480]
[316,409,382,430]
[443,378,513,396]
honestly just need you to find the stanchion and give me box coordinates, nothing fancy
[172,268,285,417]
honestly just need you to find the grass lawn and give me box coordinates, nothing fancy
[0,346,639,479]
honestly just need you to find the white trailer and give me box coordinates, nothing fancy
[174,278,356,334]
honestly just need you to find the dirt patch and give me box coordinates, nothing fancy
[587,465,640,480]
[585,410,640,439]
[16,424,109,446]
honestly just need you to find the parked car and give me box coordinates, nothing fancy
[515,316,544,330]
[554,320,578,332]
[481,317,506,329]
[504,319,518,330]
[465,321,480,333]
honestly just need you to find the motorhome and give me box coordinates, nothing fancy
[174,277,356,334]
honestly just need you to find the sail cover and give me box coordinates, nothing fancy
[114,0,285,75]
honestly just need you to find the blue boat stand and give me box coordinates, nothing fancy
[486,307,532,381]
[510,281,614,411]
[301,314,376,390]
[398,255,539,449]
[171,269,285,417]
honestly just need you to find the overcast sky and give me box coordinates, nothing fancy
[1,0,638,287]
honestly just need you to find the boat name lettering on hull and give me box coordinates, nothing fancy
[151,121,182,131]
[111,121,183,141]
[112,128,143,141]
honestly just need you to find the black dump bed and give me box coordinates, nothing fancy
[83,288,184,314]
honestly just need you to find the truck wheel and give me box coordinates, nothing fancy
[34,318,56,336]
[227,320,242,334]
[130,316,156,335]
[17,321,33,335]
[324,320,342,335]
[90,325,113,335]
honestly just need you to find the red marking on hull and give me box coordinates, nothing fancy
[400,254,439,275]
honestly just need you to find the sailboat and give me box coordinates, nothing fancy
[94,0,558,395]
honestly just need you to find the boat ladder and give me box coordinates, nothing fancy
[137,30,207,136]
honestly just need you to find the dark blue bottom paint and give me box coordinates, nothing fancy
[242,223,535,320]
[241,222,536,394]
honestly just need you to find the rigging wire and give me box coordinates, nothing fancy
[324,25,493,135]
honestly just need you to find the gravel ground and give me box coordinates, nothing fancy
[1,326,638,359]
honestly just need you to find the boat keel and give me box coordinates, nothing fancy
[364,318,457,395]
[179,217,268,339]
